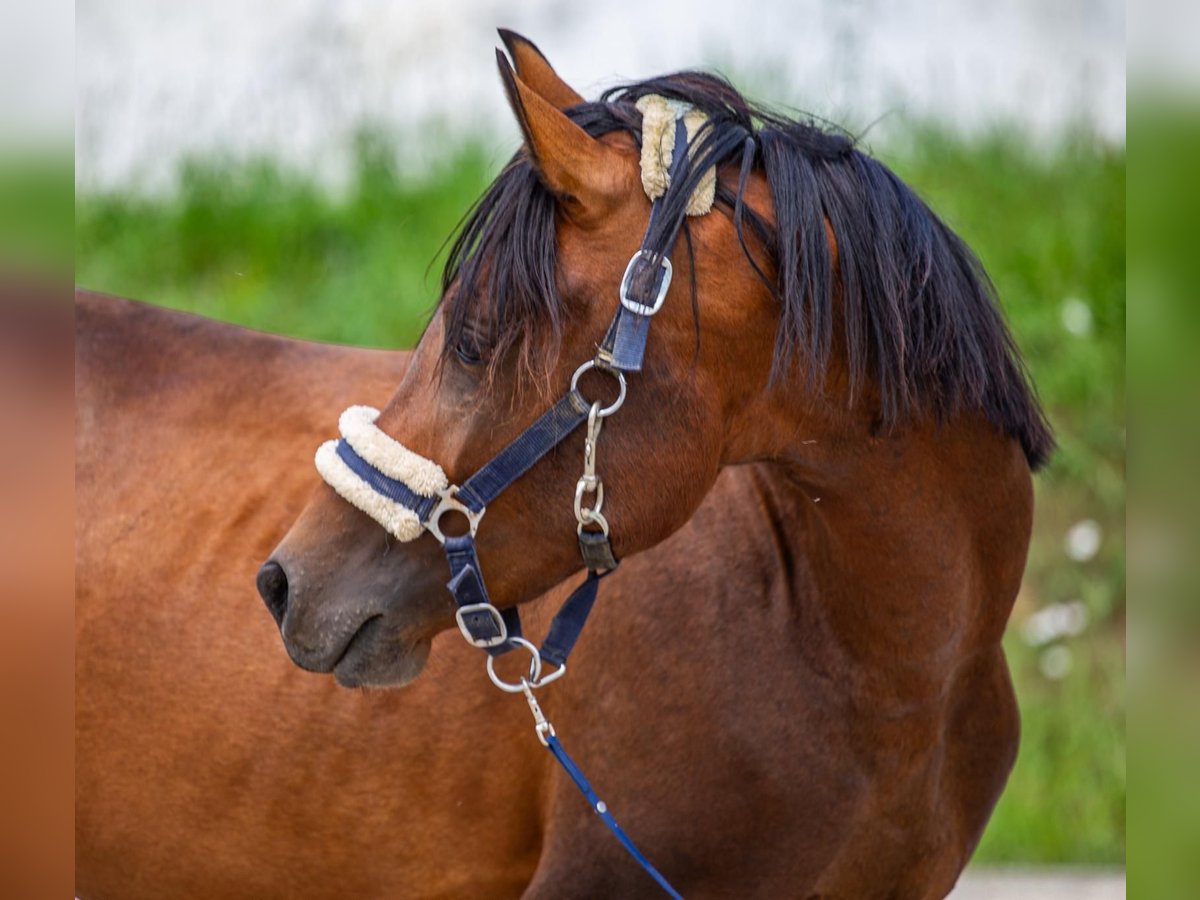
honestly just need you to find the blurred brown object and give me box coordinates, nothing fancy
[0,275,74,899]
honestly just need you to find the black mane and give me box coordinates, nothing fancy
[442,71,1053,469]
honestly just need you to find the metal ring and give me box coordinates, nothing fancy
[570,360,626,418]
[574,478,604,523]
[528,662,567,689]
[576,508,610,537]
[486,637,543,693]
[426,486,485,545]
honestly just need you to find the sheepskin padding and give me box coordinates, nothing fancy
[635,94,716,216]
[314,440,426,542]
[312,405,449,542]
[336,405,448,496]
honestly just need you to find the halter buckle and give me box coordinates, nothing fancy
[619,250,673,316]
[455,602,508,648]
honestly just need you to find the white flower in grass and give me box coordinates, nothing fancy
[1065,519,1102,562]
[1039,645,1074,680]
[1021,600,1090,647]
[1061,296,1093,336]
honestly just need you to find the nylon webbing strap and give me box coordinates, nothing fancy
[335,440,438,520]
[445,540,607,667]
[438,389,593,657]
[444,533,522,656]
[539,570,609,668]
[578,528,619,571]
[457,390,590,512]
[599,118,690,373]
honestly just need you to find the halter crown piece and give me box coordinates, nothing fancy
[314,96,704,900]
[635,94,716,216]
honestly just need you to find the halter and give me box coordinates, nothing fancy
[316,108,702,898]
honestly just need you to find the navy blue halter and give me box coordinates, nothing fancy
[330,118,690,671]
[328,119,692,898]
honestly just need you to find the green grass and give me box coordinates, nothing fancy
[75,126,1126,866]
[0,150,73,274]
[1125,98,1200,898]
[76,133,498,348]
[976,633,1125,863]
[881,128,1125,864]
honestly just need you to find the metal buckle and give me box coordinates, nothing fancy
[455,602,508,648]
[426,486,485,545]
[619,249,673,316]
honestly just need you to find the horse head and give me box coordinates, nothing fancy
[258,31,1051,689]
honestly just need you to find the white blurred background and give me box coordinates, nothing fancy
[75,0,1125,192]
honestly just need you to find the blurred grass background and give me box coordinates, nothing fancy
[74,125,1126,865]
[0,153,72,274]
[1126,98,1200,898]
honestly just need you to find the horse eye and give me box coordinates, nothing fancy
[454,326,487,367]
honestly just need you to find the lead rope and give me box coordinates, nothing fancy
[541,404,682,899]
[500,120,689,899]
[493,351,686,900]
[523,683,685,900]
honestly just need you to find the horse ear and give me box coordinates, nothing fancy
[496,48,620,211]
[497,29,585,110]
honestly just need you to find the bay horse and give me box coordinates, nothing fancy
[75,32,1051,899]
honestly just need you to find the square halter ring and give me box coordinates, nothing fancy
[426,485,485,545]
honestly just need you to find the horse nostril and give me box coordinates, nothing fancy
[256,560,289,625]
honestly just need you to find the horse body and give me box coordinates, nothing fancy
[76,291,1026,898]
[78,30,1049,900]
[76,292,541,898]
[525,409,1030,899]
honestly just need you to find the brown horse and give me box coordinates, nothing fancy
[76,32,1050,899]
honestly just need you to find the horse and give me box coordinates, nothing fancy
[76,31,1051,899]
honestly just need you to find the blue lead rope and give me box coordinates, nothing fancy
[545,734,685,899]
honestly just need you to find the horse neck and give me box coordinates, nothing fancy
[741,399,1034,710]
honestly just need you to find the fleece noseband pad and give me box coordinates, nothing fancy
[314,405,447,542]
